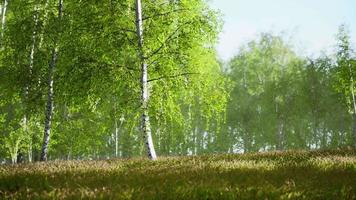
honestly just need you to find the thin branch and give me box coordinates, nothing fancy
[147,57,160,68]
[148,72,199,83]
[142,9,189,21]
[146,21,192,59]
[124,32,137,47]
[117,28,136,34]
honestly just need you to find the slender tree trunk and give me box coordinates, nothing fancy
[349,63,356,147]
[27,5,39,83]
[0,0,8,46]
[191,129,197,155]
[66,150,70,160]
[135,0,157,160]
[114,116,125,157]
[10,139,20,164]
[23,116,31,162]
[40,47,57,161]
[313,115,319,148]
[352,114,356,147]
[35,0,50,90]
[39,0,50,48]
[114,119,119,157]
[0,5,2,20]
[275,94,284,151]
[40,0,63,161]
[19,9,38,161]
[23,5,40,163]
[276,119,284,150]
[320,127,325,148]
[242,133,248,153]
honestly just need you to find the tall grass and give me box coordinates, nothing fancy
[0,149,355,199]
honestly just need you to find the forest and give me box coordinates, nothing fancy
[0,0,355,163]
[0,0,355,199]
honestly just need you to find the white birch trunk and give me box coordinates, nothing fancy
[35,0,50,89]
[40,0,63,161]
[276,119,284,150]
[24,5,40,163]
[348,62,356,146]
[135,0,157,160]
[9,139,20,164]
[0,0,8,45]
[40,47,57,161]
[115,119,119,157]
[275,99,284,150]
[28,5,39,79]
[23,116,32,162]
[39,0,50,48]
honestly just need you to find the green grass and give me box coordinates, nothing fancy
[0,149,356,199]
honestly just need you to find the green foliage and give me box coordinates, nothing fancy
[0,0,228,161]
[0,149,355,199]
[225,33,353,152]
[333,24,356,113]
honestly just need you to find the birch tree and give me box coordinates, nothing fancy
[131,0,224,158]
[135,0,157,160]
[22,3,41,163]
[335,25,356,147]
[40,0,63,161]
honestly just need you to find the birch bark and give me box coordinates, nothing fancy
[135,0,157,160]
[40,0,63,161]
[0,0,8,46]
[115,119,118,157]
[39,0,50,48]
[276,119,284,150]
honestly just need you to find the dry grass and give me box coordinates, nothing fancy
[0,149,355,199]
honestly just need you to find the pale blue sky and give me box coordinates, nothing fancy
[209,0,356,61]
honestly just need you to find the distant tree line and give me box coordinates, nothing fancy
[225,27,355,153]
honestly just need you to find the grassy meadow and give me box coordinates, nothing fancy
[0,149,355,199]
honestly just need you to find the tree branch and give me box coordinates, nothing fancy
[142,9,189,21]
[145,21,192,59]
[116,28,136,34]
[148,72,199,83]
